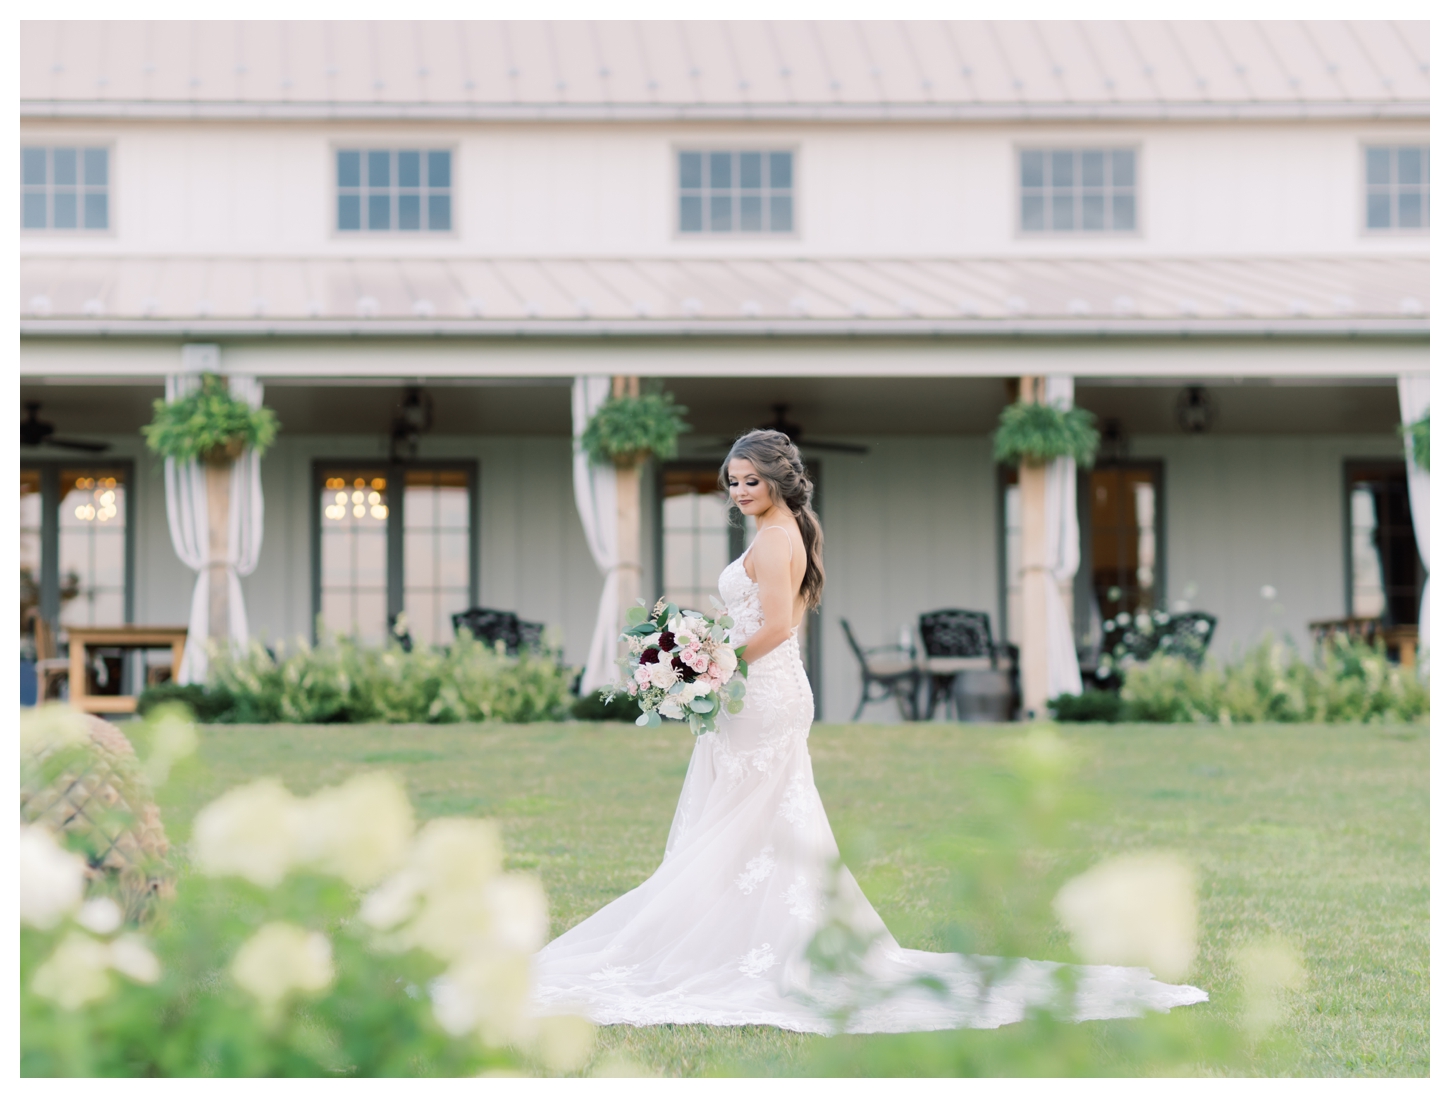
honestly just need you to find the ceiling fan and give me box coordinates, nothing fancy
[751,404,870,455]
[20,402,111,453]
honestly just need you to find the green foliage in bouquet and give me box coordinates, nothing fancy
[992,402,1099,468]
[582,390,690,467]
[1403,411,1429,472]
[147,628,574,724]
[142,373,280,462]
[20,706,595,1078]
[1119,636,1428,724]
[757,727,1301,1077]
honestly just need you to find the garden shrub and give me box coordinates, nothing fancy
[166,631,575,724]
[570,688,643,722]
[1119,636,1428,724]
[1048,688,1124,723]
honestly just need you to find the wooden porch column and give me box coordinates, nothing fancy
[1017,376,1050,718]
[612,376,644,641]
[203,456,233,648]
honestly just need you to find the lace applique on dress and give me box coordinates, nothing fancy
[736,845,776,894]
[785,875,822,923]
[738,944,778,978]
[778,771,813,828]
[589,965,639,987]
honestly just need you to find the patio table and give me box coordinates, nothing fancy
[66,625,189,714]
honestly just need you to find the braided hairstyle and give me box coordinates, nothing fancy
[719,429,825,611]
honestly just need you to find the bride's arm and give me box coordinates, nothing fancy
[741,527,795,666]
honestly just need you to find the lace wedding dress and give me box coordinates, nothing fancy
[531,547,1208,1033]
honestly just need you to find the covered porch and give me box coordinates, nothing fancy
[20,336,1418,723]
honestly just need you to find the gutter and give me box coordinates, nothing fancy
[21,99,1431,125]
[18,317,1429,339]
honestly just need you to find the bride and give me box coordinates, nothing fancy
[532,429,1207,1033]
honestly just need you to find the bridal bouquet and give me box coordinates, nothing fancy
[612,598,748,734]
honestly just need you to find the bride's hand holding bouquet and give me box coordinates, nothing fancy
[611,598,748,734]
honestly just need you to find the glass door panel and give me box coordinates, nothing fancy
[1088,463,1162,623]
[403,468,471,647]
[319,468,390,643]
[57,468,128,626]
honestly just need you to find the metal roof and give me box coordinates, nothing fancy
[20,255,1428,338]
[21,21,1429,122]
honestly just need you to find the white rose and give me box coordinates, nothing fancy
[682,680,711,701]
[713,646,738,674]
[19,825,87,930]
[190,779,304,888]
[648,661,678,691]
[657,700,685,720]
[230,922,335,1008]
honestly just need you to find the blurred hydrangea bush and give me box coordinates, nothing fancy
[141,628,575,725]
[20,706,592,1077]
[780,727,1304,1077]
[1119,636,1428,724]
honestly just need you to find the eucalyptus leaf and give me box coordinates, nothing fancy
[690,696,716,714]
[625,605,649,626]
[635,712,652,727]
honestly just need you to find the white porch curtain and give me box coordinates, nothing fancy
[572,377,620,694]
[165,372,266,684]
[1043,375,1084,698]
[1397,374,1430,669]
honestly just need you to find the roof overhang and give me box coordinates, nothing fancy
[17,316,1430,340]
[21,99,1431,125]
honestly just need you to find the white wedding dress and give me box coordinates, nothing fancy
[531,545,1208,1033]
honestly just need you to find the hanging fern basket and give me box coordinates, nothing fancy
[582,391,690,469]
[993,401,1100,468]
[142,373,279,465]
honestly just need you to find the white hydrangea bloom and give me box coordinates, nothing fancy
[190,779,304,888]
[75,897,123,935]
[108,934,161,985]
[19,825,87,930]
[230,922,335,1008]
[296,772,415,888]
[31,932,115,1010]
[483,874,549,954]
[1053,852,1199,981]
[139,706,199,788]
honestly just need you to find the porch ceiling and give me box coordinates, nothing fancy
[20,255,1429,338]
[17,375,1399,444]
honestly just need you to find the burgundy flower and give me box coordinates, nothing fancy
[639,648,660,665]
[671,655,697,682]
[658,631,676,653]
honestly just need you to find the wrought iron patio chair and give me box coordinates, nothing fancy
[1094,609,1217,688]
[840,619,920,722]
[450,608,547,656]
[917,609,1004,720]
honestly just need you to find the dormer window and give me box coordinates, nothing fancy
[1019,148,1136,234]
[336,149,452,233]
[1365,145,1429,231]
[678,150,795,235]
[21,146,109,231]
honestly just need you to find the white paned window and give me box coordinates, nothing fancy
[21,146,110,231]
[678,150,794,234]
[1365,145,1429,231]
[1020,148,1136,233]
[336,149,452,232]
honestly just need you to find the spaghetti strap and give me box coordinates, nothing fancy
[744,524,794,562]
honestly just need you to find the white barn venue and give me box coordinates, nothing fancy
[20,20,1429,722]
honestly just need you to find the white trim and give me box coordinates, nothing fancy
[21,100,1431,125]
[18,317,1429,340]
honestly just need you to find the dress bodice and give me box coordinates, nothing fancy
[718,555,765,641]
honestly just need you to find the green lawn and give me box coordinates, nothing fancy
[155,721,1428,1077]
